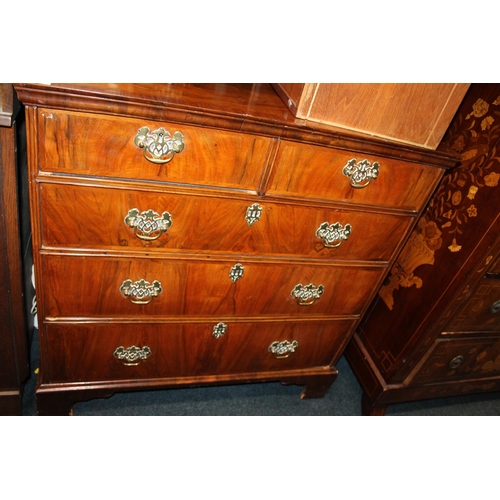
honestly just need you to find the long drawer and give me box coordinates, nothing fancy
[40,254,385,318]
[267,140,443,211]
[43,320,354,383]
[37,108,271,191]
[39,181,412,262]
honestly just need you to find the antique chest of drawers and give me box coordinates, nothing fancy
[14,83,459,415]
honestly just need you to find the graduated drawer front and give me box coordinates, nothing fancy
[39,182,412,262]
[41,254,385,318]
[412,336,500,384]
[44,320,354,383]
[267,141,443,211]
[37,109,271,190]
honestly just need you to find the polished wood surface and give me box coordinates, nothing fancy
[268,140,444,211]
[37,108,272,192]
[14,83,459,415]
[345,83,500,415]
[273,83,470,149]
[40,254,384,318]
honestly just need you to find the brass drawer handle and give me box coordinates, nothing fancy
[490,300,500,313]
[134,126,185,164]
[245,203,263,226]
[120,279,162,304]
[269,340,298,359]
[316,221,352,248]
[212,322,228,339]
[114,345,152,366]
[124,208,173,241]
[229,263,244,283]
[342,158,380,188]
[449,355,464,369]
[291,283,324,306]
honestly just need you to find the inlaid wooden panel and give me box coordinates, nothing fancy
[39,181,412,262]
[267,141,444,211]
[44,320,354,383]
[412,337,500,384]
[40,254,385,319]
[37,109,272,191]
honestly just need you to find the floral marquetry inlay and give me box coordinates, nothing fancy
[379,89,500,310]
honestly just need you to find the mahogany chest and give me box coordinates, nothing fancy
[14,83,459,415]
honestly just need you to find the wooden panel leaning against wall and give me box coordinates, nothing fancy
[272,83,471,149]
[345,83,500,415]
[0,84,33,416]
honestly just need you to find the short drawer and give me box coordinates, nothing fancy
[412,337,500,384]
[37,108,271,191]
[40,254,385,319]
[43,320,354,384]
[39,181,413,262]
[267,141,443,211]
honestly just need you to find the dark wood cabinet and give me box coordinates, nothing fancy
[0,84,31,415]
[345,83,500,415]
[14,83,459,415]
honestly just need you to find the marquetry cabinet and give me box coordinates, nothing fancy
[14,83,459,415]
[345,83,500,415]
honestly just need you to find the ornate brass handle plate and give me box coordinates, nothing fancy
[291,283,324,306]
[124,208,173,241]
[342,158,380,188]
[134,126,185,164]
[212,322,227,339]
[114,345,152,366]
[269,340,299,359]
[316,221,352,248]
[120,279,162,304]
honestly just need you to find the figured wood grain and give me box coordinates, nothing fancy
[38,109,272,192]
[268,140,445,211]
[39,181,413,262]
[40,254,385,318]
[43,320,353,383]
